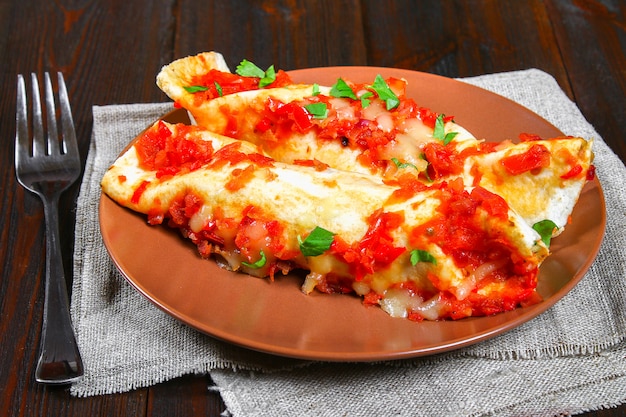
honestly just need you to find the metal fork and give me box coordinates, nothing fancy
[15,72,84,384]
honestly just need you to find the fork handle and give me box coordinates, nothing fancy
[35,193,84,384]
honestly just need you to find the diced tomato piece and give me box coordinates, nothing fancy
[560,164,583,179]
[387,172,431,203]
[210,142,247,168]
[255,117,273,133]
[130,180,150,204]
[385,77,407,97]
[500,144,551,175]
[470,186,509,220]
[247,153,275,167]
[423,142,465,180]
[282,102,313,132]
[292,159,330,171]
[518,132,543,142]
[586,165,596,181]
[331,210,406,280]
[183,194,203,217]
[363,291,383,306]
[225,165,256,191]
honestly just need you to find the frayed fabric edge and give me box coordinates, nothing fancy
[69,358,315,397]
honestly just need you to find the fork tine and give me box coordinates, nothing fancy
[16,74,30,163]
[30,73,47,157]
[44,72,60,156]
[56,72,79,160]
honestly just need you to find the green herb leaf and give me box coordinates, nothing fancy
[214,81,223,97]
[184,85,209,93]
[298,226,335,257]
[532,219,558,247]
[304,102,328,119]
[312,83,321,96]
[330,78,357,100]
[236,59,265,78]
[236,59,276,88]
[433,114,458,145]
[391,157,419,171]
[410,249,437,266]
[241,250,267,269]
[370,75,400,110]
[444,131,459,145]
[259,65,276,88]
[360,91,374,108]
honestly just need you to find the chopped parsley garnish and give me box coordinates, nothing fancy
[330,78,357,100]
[259,65,276,87]
[433,114,459,145]
[235,59,276,87]
[241,250,267,268]
[298,226,335,256]
[184,85,209,93]
[360,91,374,108]
[370,75,400,110]
[312,83,321,96]
[410,249,437,266]
[236,59,265,78]
[391,157,419,171]
[304,102,328,119]
[214,81,223,97]
[532,219,558,247]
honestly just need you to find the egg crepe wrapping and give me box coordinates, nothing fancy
[101,121,551,320]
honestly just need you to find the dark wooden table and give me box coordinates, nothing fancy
[1,1,624,415]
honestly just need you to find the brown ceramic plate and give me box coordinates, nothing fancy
[99,67,605,361]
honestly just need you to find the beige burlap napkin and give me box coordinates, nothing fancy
[70,69,626,416]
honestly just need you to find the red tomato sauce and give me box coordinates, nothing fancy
[422,142,466,180]
[330,210,406,281]
[410,180,512,269]
[250,78,454,171]
[189,69,293,101]
[408,179,538,315]
[135,121,215,178]
[500,143,551,175]
[134,121,275,180]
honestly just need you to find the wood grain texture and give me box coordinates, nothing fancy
[0,0,623,416]
[545,0,626,163]
[361,0,573,95]
[147,375,226,417]
[175,0,368,69]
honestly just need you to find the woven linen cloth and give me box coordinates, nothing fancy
[70,69,626,416]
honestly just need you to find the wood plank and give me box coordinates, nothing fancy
[545,0,626,162]
[361,0,572,96]
[147,375,225,417]
[175,0,367,70]
[43,387,150,416]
